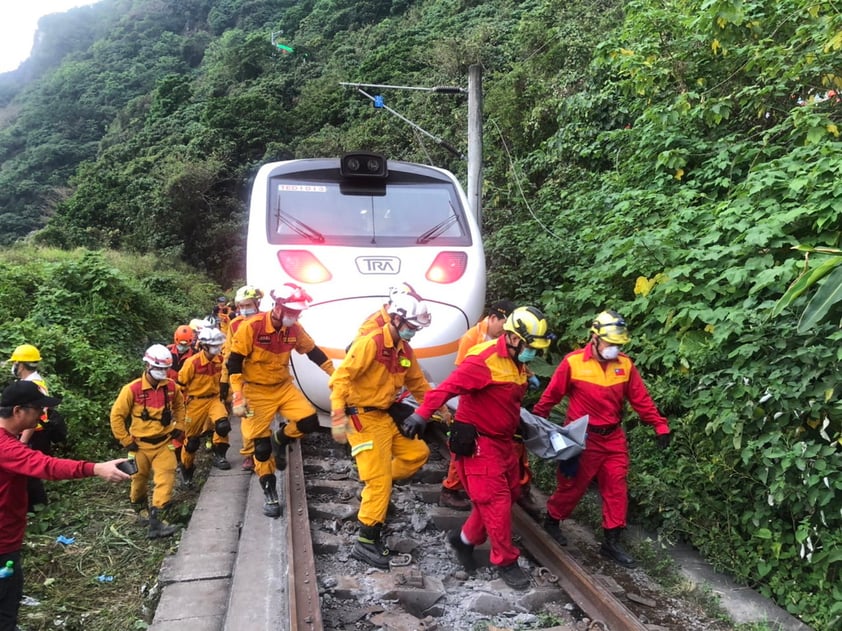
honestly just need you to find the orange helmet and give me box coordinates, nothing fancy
[173,325,194,344]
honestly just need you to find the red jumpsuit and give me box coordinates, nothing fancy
[533,344,669,529]
[416,336,527,567]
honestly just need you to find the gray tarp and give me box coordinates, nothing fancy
[519,410,588,461]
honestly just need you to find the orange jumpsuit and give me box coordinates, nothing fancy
[177,351,228,470]
[110,374,185,509]
[228,312,333,478]
[329,324,431,526]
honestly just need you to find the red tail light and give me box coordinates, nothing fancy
[425,251,467,284]
[277,250,332,283]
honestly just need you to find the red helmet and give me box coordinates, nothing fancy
[173,325,194,344]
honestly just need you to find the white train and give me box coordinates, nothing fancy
[246,151,486,411]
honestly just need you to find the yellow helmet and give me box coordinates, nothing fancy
[503,306,552,349]
[590,310,630,344]
[10,344,42,363]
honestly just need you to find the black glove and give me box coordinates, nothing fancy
[126,442,139,452]
[656,432,672,449]
[401,413,427,439]
[558,454,580,478]
[219,382,230,401]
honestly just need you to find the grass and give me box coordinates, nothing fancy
[18,460,208,631]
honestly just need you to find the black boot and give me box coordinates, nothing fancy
[498,562,531,590]
[259,474,282,518]
[271,427,290,471]
[211,443,231,470]
[600,527,636,567]
[351,523,391,569]
[516,484,542,519]
[147,507,177,539]
[179,465,195,488]
[543,515,567,546]
[447,529,477,572]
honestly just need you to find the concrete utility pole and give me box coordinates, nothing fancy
[467,64,483,227]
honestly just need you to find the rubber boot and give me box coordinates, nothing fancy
[271,427,290,471]
[147,507,177,539]
[600,527,636,567]
[211,443,231,470]
[179,465,195,488]
[543,515,567,546]
[439,487,471,511]
[498,562,531,590]
[351,523,391,569]
[259,474,282,518]
[447,529,477,572]
[131,502,149,525]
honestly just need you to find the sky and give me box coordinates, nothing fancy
[0,1,99,74]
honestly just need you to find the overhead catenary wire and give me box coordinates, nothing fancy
[344,85,465,160]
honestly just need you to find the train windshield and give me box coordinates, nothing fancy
[267,177,472,247]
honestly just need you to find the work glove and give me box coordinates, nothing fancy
[656,432,672,450]
[232,391,248,417]
[331,409,348,444]
[401,413,427,439]
[527,375,541,390]
[558,454,580,478]
[219,382,230,401]
[170,429,184,441]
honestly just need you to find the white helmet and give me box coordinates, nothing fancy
[197,327,226,346]
[389,293,431,328]
[189,317,215,332]
[144,344,173,368]
[269,283,312,311]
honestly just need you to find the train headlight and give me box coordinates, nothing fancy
[426,252,468,284]
[277,250,332,283]
[340,151,388,179]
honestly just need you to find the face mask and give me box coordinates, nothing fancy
[399,327,416,341]
[177,343,190,353]
[517,347,537,363]
[149,368,168,381]
[240,307,257,317]
[10,364,19,378]
[206,345,222,357]
[600,345,620,360]
[282,316,298,327]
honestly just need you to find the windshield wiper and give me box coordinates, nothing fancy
[275,208,325,243]
[416,209,459,244]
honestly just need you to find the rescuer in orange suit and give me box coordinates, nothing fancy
[177,327,230,485]
[219,285,264,471]
[533,310,671,567]
[329,292,450,569]
[402,306,553,590]
[109,344,186,538]
[227,283,334,518]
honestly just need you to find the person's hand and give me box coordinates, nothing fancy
[171,429,184,441]
[94,459,133,482]
[331,409,348,444]
[436,406,452,424]
[126,442,139,452]
[232,391,248,417]
[527,375,541,390]
[401,413,427,439]
[656,432,672,449]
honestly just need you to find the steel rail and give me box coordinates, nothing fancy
[284,439,323,630]
[430,423,646,630]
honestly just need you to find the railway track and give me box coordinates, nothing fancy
[151,418,729,630]
[283,425,650,631]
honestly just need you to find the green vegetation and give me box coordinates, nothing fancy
[0,0,840,628]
